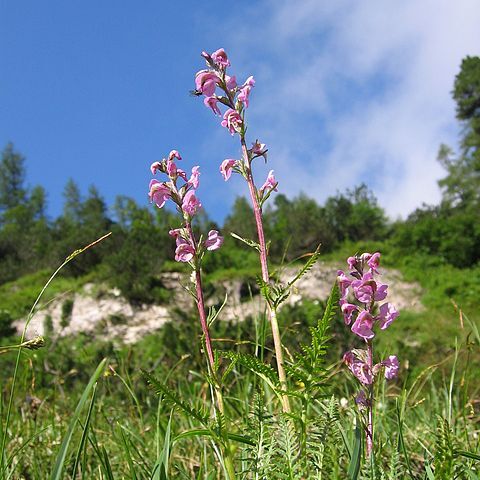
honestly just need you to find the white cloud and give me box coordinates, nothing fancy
[225,0,480,218]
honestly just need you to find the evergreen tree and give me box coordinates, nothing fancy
[0,143,27,216]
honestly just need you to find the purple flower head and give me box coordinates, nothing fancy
[195,70,219,97]
[188,166,200,189]
[238,84,253,108]
[169,228,182,238]
[367,252,381,274]
[149,180,170,209]
[204,96,222,116]
[243,75,255,88]
[176,168,188,181]
[150,161,162,175]
[220,159,237,181]
[175,238,195,263]
[182,190,202,216]
[343,351,373,385]
[337,270,351,299]
[205,230,224,251]
[377,302,399,330]
[252,140,267,156]
[260,170,278,193]
[221,108,243,135]
[341,302,358,325]
[355,390,369,407]
[351,310,375,340]
[211,48,230,68]
[352,273,388,304]
[168,150,182,161]
[166,159,177,177]
[375,282,388,301]
[225,75,237,90]
[381,355,399,379]
[347,256,358,271]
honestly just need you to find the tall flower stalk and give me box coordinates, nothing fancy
[194,48,290,412]
[338,252,399,457]
[148,151,235,479]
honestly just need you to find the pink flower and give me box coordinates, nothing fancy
[351,310,375,340]
[381,355,399,380]
[166,159,177,177]
[168,150,182,161]
[352,273,388,304]
[225,75,237,90]
[195,71,218,97]
[375,282,388,301]
[205,230,224,251]
[347,256,358,271]
[221,108,243,135]
[355,390,369,407]
[220,159,237,181]
[176,168,188,181]
[169,228,182,238]
[211,48,230,68]
[252,140,267,156]
[149,180,170,209]
[337,270,351,299]
[204,96,222,116]
[341,302,358,325]
[243,75,255,87]
[377,303,399,330]
[175,239,195,263]
[343,351,373,385]
[260,170,278,192]
[188,166,200,189]
[238,85,253,108]
[360,252,372,263]
[182,190,202,216]
[367,252,381,274]
[150,161,162,175]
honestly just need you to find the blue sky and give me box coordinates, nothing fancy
[1,1,479,223]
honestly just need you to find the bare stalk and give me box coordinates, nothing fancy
[185,222,236,480]
[366,340,374,457]
[240,138,291,414]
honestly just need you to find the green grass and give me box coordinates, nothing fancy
[0,245,479,478]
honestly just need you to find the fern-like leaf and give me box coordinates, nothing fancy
[286,283,339,398]
[287,246,321,289]
[141,370,209,426]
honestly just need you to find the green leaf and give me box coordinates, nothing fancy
[455,449,480,461]
[230,232,260,251]
[50,358,107,480]
[347,425,362,480]
[287,246,321,289]
[222,351,279,389]
[174,429,255,446]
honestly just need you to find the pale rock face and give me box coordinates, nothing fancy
[14,262,422,344]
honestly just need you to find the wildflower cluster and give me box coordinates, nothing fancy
[338,252,399,389]
[338,252,399,455]
[194,48,276,201]
[148,149,223,263]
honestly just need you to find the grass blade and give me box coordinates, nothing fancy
[347,424,362,480]
[50,358,107,480]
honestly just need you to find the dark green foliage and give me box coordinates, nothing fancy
[60,298,74,329]
[0,309,15,337]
